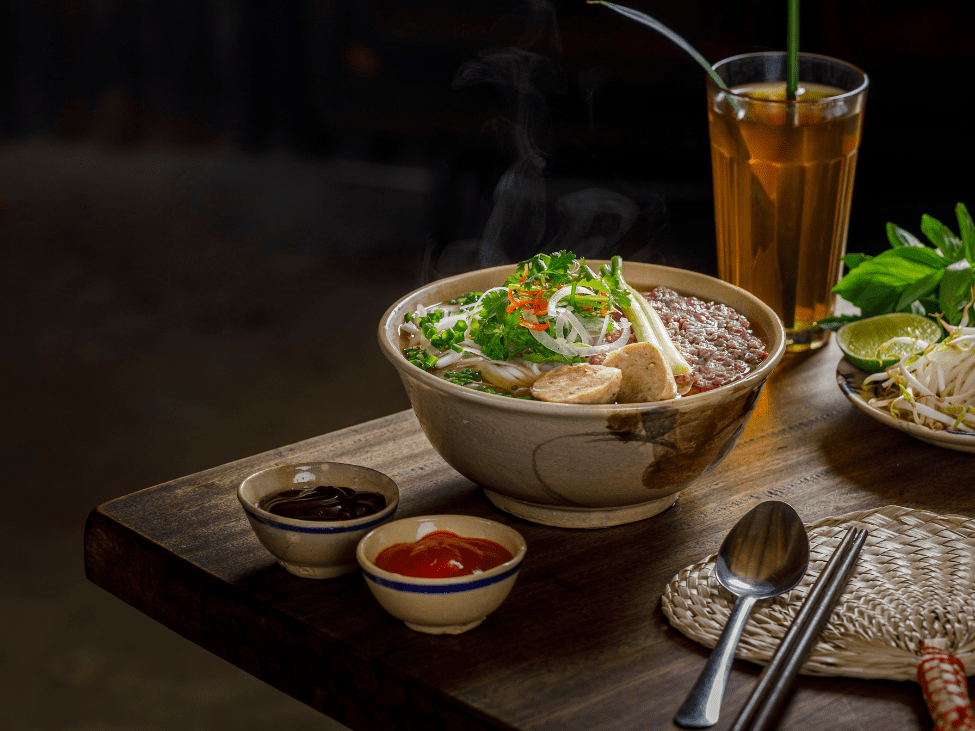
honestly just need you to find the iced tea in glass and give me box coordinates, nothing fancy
[707,52,868,351]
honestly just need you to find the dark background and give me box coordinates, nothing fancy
[3,2,974,729]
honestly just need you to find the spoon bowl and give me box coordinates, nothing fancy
[674,501,809,728]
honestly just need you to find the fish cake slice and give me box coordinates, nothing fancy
[602,342,677,403]
[530,364,622,404]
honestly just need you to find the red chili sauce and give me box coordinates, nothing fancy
[373,530,514,578]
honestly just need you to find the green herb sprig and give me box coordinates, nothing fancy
[819,203,975,330]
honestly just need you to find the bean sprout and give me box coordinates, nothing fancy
[864,309,975,433]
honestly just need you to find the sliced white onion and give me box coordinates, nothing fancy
[576,320,632,355]
[594,313,612,345]
[558,309,593,345]
[528,317,632,357]
[436,350,462,368]
[435,312,471,332]
[547,285,595,317]
[546,286,600,345]
[526,321,578,357]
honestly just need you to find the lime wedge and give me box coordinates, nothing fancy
[837,313,942,373]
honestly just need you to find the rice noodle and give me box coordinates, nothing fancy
[478,360,539,388]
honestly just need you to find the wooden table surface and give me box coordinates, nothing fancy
[84,335,974,731]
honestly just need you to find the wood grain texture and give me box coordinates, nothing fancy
[84,336,973,731]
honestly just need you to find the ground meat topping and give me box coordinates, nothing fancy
[644,286,767,393]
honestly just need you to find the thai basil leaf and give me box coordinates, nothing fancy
[827,203,975,329]
[888,245,949,268]
[921,214,965,261]
[956,202,975,263]
[939,261,975,325]
[895,270,944,312]
[833,248,945,316]
[886,222,924,249]
[841,252,872,270]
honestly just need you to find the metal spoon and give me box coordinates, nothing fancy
[674,501,809,728]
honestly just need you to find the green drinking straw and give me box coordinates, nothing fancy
[588,1,738,110]
[787,0,800,100]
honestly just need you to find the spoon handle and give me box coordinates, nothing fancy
[674,594,758,728]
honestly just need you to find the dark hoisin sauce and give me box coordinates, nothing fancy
[258,485,386,521]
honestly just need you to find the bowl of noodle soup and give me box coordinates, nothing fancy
[378,259,786,528]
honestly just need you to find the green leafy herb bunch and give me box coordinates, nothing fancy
[820,203,975,330]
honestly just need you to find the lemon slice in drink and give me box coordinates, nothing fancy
[837,313,942,373]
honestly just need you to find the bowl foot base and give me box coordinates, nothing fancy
[483,491,679,528]
[403,618,485,634]
[278,560,358,579]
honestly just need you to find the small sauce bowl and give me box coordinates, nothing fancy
[238,462,399,579]
[356,515,527,634]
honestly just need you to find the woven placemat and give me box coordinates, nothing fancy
[661,505,975,681]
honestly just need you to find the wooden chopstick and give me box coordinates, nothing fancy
[729,526,869,731]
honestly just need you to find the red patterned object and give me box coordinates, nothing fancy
[918,640,975,731]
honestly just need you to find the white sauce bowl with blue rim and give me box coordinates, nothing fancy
[356,514,528,634]
[238,462,399,579]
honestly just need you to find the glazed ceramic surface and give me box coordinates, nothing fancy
[238,462,400,578]
[378,261,787,528]
[356,514,527,634]
[836,357,975,453]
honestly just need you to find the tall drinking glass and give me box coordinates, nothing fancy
[707,52,868,351]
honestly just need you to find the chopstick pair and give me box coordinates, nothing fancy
[729,526,869,731]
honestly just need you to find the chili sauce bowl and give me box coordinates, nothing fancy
[238,462,399,579]
[356,515,528,634]
[377,261,786,529]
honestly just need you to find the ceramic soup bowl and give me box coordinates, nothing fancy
[378,261,786,528]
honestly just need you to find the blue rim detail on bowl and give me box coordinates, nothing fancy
[836,367,859,397]
[362,562,521,593]
[245,505,397,534]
